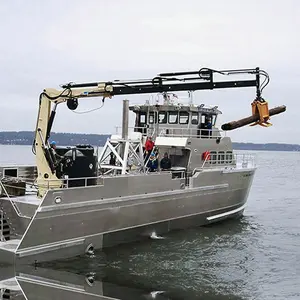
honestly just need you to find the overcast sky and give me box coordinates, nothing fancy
[0,0,299,143]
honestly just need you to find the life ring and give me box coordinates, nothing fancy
[202,151,211,161]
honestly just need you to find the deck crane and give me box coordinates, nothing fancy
[32,67,285,197]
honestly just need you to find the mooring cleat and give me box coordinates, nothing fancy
[250,98,272,127]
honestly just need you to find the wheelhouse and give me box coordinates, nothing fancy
[130,103,222,138]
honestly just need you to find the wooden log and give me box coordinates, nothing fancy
[221,105,286,131]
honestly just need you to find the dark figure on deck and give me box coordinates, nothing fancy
[198,116,213,138]
[206,117,212,129]
[147,152,158,172]
[50,140,57,151]
[206,117,212,136]
[109,152,116,165]
[144,136,155,161]
[160,152,172,171]
[49,141,65,176]
[50,141,63,161]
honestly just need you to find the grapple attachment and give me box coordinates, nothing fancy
[250,98,272,127]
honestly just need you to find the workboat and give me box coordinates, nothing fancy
[0,67,285,266]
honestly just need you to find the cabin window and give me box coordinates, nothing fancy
[226,151,233,163]
[218,151,225,164]
[211,115,217,125]
[191,112,198,125]
[158,111,167,124]
[179,111,189,124]
[149,112,157,124]
[4,168,18,177]
[210,151,217,164]
[201,114,213,124]
[139,112,147,124]
[168,111,178,124]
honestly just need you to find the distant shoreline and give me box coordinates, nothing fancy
[0,131,299,152]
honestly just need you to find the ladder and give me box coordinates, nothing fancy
[0,210,9,242]
[0,210,4,242]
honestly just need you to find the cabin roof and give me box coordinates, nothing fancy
[129,104,222,114]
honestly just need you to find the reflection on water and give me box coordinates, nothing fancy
[41,218,258,300]
[0,266,172,300]
[0,219,258,300]
[0,261,246,300]
[0,218,258,300]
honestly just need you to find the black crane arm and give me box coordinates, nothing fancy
[61,67,267,99]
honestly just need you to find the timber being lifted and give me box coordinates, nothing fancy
[222,105,287,131]
[0,67,286,266]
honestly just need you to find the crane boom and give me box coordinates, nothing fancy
[61,67,263,96]
[33,67,270,197]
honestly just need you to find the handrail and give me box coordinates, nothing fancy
[207,153,256,168]
[0,178,22,217]
[0,209,4,242]
[43,175,104,190]
[158,127,224,139]
[192,152,256,174]
[115,126,155,136]
[0,152,256,194]
[201,153,211,168]
[114,126,226,139]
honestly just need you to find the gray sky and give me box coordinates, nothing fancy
[0,0,299,143]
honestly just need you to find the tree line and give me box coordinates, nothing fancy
[0,131,299,151]
[0,131,110,146]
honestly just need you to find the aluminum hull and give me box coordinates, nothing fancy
[0,167,255,266]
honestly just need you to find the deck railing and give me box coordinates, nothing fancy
[35,152,257,190]
[114,126,226,139]
[236,153,257,168]
[0,151,256,194]
[203,153,257,169]
[0,209,4,242]
[157,127,224,139]
[40,176,104,190]
[0,178,22,217]
[114,126,154,137]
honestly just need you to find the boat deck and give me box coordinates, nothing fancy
[0,277,20,291]
[0,194,40,219]
[7,194,40,206]
[0,239,20,252]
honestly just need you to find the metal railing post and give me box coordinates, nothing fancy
[0,179,22,217]
[0,210,4,242]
